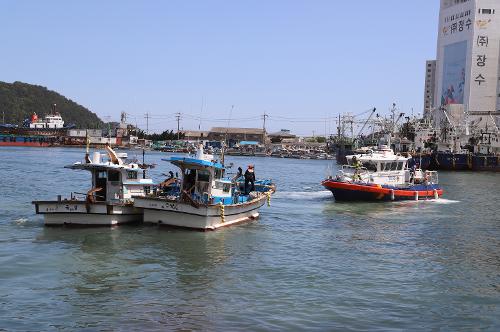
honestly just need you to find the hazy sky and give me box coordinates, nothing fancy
[0,0,439,136]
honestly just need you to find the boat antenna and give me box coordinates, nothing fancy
[85,129,91,163]
[142,148,146,179]
[221,105,234,166]
[199,96,204,131]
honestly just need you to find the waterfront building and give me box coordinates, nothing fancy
[208,127,265,146]
[433,0,500,129]
[268,129,298,143]
[183,130,210,142]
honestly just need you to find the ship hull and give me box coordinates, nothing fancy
[0,141,51,147]
[33,200,143,226]
[322,180,443,202]
[0,134,54,147]
[134,194,269,231]
[433,152,471,171]
[471,155,500,172]
[408,153,433,170]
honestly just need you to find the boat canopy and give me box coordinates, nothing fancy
[164,156,224,170]
[239,141,259,146]
[65,162,142,172]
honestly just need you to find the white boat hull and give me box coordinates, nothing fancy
[134,195,269,230]
[33,200,143,226]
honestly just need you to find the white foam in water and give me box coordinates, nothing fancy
[395,198,460,205]
[423,198,460,204]
[13,218,28,225]
[275,191,332,200]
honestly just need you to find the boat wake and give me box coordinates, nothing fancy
[394,198,460,205]
[13,218,28,225]
[275,191,332,200]
[420,198,460,204]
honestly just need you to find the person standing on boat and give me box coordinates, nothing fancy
[409,164,416,183]
[352,156,362,181]
[244,165,256,194]
[232,166,243,182]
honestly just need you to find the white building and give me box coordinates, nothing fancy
[424,60,437,115]
[434,0,500,128]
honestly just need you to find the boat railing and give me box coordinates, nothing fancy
[424,170,439,184]
[340,165,369,174]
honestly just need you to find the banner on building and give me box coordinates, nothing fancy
[441,41,467,105]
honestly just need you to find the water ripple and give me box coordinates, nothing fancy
[0,148,499,330]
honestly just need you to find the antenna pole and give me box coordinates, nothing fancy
[199,97,204,131]
[224,105,234,146]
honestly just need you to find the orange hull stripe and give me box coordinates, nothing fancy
[322,181,444,197]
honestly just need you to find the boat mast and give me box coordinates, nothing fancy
[85,129,91,163]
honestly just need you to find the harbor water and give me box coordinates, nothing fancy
[0,147,499,331]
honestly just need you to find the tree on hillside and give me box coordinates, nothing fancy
[137,129,185,141]
[0,81,104,128]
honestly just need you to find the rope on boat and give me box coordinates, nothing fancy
[219,202,225,223]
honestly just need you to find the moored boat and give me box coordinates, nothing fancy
[322,145,444,201]
[471,154,500,172]
[0,105,75,147]
[134,145,275,230]
[33,145,154,226]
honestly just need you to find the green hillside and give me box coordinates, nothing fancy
[0,81,103,128]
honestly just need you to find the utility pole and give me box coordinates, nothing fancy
[262,111,268,144]
[175,112,181,140]
[144,112,151,136]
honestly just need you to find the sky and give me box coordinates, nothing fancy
[0,0,439,136]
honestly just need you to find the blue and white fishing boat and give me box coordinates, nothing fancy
[134,145,275,230]
[33,145,154,226]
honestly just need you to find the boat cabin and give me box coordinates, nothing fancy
[30,113,65,129]
[342,146,411,186]
[347,157,407,172]
[68,151,153,204]
[167,148,234,205]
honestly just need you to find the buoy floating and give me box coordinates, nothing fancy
[219,202,225,223]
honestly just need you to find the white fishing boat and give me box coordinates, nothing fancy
[134,145,275,230]
[33,145,154,226]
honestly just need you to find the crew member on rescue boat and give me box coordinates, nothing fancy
[352,156,362,181]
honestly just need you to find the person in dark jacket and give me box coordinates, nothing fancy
[244,165,256,194]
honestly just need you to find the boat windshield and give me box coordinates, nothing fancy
[196,169,210,194]
[362,161,377,171]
